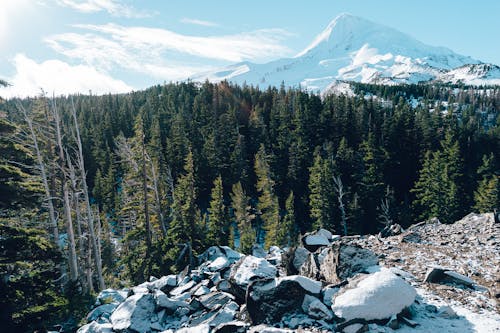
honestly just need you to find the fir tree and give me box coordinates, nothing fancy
[308,150,335,231]
[277,191,297,247]
[255,145,280,249]
[207,175,228,246]
[474,154,499,213]
[166,150,200,271]
[230,182,255,254]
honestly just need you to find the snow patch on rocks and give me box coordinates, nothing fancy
[332,269,416,321]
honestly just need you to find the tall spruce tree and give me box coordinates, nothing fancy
[207,175,228,246]
[230,182,255,253]
[255,144,280,249]
[474,153,499,213]
[166,150,201,271]
[308,150,336,231]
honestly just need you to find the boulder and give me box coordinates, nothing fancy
[301,294,333,320]
[175,323,210,333]
[299,242,378,284]
[212,321,248,333]
[298,252,320,280]
[95,289,127,306]
[424,266,475,287]
[149,275,177,293]
[292,247,310,272]
[110,293,155,332]
[301,229,331,252]
[252,245,267,258]
[170,279,197,296]
[246,275,321,324]
[86,303,118,323]
[331,269,416,322]
[207,256,230,272]
[378,223,403,238]
[322,286,339,307]
[247,325,294,332]
[77,321,113,333]
[228,255,277,302]
[155,290,191,313]
[198,292,235,311]
[203,301,239,327]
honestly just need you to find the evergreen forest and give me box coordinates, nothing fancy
[0,81,499,331]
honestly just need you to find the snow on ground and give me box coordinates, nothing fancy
[394,288,500,333]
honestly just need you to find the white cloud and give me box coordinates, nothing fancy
[44,23,293,82]
[47,23,292,63]
[0,54,133,98]
[56,0,152,18]
[180,18,219,27]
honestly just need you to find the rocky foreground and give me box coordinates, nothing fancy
[78,213,500,333]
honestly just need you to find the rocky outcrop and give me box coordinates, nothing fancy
[76,213,500,333]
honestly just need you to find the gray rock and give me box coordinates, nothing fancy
[95,289,127,306]
[77,321,113,333]
[155,290,191,313]
[437,306,458,319]
[110,293,155,332]
[246,276,320,324]
[149,275,177,292]
[86,303,118,323]
[228,255,277,302]
[203,301,239,327]
[292,247,310,272]
[198,292,235,311]
[322,286,339,307]
[299,242,378,284]
[301,230,331,252]
[212,320,248,333]
[424,266,475,287]
[302,294,333,320]
[252,245,267,258]
[170,279,197,296]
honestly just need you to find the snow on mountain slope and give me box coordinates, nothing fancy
[190,14,500,92]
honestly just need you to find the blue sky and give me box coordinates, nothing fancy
[1,0,499,97]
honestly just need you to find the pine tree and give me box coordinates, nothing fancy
[166,150,200,271]
[277,191,297,247]
[474,154,499,212]
[255,145,280,249]
[308,151,335,231]
[230,182,255,254]
[359,133,386,233]
[412,133,464,224]
[207,175,228,246]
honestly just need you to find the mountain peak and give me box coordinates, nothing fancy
[296,13,376,57]
[194,15,497,90]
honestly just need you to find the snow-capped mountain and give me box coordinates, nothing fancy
[191,14,500,92]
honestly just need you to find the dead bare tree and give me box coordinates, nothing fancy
[333,175,348,236]
[52,97,79,282]
[70,97,105,290]
[18,103,59,246]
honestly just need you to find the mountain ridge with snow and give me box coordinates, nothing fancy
[190,14,500,92]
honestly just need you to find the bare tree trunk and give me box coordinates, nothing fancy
[19,104,59,246]
[333,175,348,236]
[87,235,94,293]
[149,155,166,236]
[95,206,103,262]
[69,159,90,292]
[52,99,79,282]
[71,98,105,290]
[141,133,152,250]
